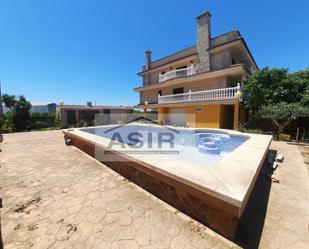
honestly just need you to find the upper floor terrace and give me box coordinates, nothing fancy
[159,64,197,83]
[135,68,244,108]
[157,83,241,105]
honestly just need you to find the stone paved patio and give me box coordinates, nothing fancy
[1,130,309,249]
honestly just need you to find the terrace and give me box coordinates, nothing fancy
[158,64,197,82]
[1,130,309,248]
[158,84,241,104]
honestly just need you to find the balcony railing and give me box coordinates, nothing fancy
[159,65,196,82]
[158,84,240,104]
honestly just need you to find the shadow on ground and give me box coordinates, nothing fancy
[234,150,277,249]
[0,198,3,249]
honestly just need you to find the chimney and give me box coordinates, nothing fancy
[144,49,152,85]
[145,49,152,71]
[196,11,211,73]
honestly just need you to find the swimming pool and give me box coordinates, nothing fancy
[80,125,249,165]
[63,123,272,239]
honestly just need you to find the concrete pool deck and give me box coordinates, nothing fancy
[1,130,309,248]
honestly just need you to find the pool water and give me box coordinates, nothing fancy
[81,125,249,165]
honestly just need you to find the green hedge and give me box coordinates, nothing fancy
[0,112,16,133]
[29,112,57,130]
[1,111,60,133]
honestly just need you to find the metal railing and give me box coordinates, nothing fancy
[158,84,240,104]
[159,65,196,82]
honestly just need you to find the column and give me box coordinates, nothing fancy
[233,102,239,130]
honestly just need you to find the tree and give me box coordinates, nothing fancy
[1,94,32,131]
[300,89,309,107]
[244,67,309,126]
[14,96,32,130]
[260,102,309,134]
[2,94,17,112]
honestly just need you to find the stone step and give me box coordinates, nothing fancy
[198,144,220,154]
[203,141,216,148]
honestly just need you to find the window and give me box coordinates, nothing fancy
[158,90,162,96]
[196,107,203,112]
[173,88,184,94]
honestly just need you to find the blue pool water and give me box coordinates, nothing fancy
[81,125,249,164]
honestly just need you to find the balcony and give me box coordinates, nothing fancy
[159,65,196,82]
[158,84,240,104]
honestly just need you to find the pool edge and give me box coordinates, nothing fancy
[63,129,268,239]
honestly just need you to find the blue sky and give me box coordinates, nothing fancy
[1,0,308,105]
